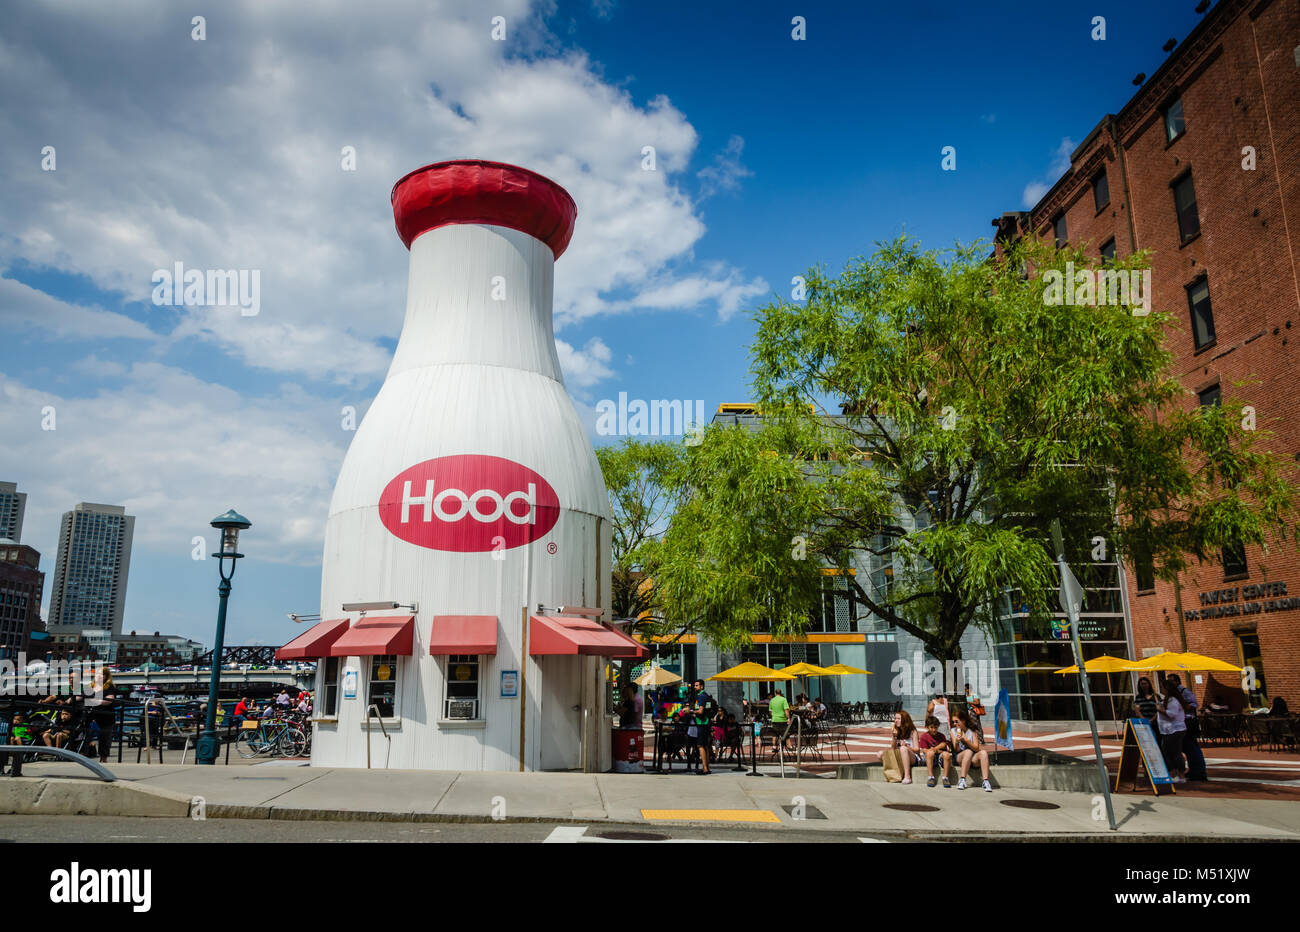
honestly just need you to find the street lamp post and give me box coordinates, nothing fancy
[196,509,251,765]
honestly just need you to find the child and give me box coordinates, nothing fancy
[952,709,993,792]
[918,715,952,787]
[889,710,923,784]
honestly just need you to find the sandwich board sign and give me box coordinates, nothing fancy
[1115,718,1175,795]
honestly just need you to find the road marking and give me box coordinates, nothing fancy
[858,837,891,843]
[641,808,781,823]
[543,825,591,843]
[542,825,741,843]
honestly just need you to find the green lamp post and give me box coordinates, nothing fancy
[196,509,251,765]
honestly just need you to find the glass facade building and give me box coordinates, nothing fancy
[48,502,135,649]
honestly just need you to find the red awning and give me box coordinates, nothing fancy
[328,615,416,657]
[275,618,350,661]
[429,615,499,655]
[530,615,646,659]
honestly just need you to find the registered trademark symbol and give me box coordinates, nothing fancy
[546,542,557,555]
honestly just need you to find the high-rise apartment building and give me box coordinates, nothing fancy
[0,481,27,543]
[47,502,135,640]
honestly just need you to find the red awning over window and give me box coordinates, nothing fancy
[328,615,416,657]
[429,615,498,655]
[530,615,646,659]
[275,618,350,661]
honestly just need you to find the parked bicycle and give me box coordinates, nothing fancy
[235,717,306,758]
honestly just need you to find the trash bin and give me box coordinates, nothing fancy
[611,727,644,773]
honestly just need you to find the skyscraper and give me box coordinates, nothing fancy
[0,481,27,543]
[48,502,135,639]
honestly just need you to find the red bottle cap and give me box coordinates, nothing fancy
[391,159,577,258]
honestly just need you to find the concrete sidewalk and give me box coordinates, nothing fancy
[10,760,1300,840]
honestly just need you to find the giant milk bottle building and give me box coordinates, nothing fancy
[280,161,641,771]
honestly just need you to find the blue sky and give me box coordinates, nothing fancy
[0,0,1205,649]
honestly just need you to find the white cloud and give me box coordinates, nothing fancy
[0,364,348,568]
[0,0,760,376]
[696,134,753,199]
[1021,137,1077,209]
[0,275,155,341]
[556,336,614,389]
[1021,182,1050,208]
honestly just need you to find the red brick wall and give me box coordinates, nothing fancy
[1001,0,1300,709]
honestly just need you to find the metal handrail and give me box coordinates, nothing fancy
[141,699,195,765]
[0,745,116,782]
[365,704,390,769]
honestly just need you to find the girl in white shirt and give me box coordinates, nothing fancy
[953,709,992,792]
[890,710,922,784]
[1156,681,1188,783]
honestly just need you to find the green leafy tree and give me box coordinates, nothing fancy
[653,235,1297,662]
[595,438,687,634]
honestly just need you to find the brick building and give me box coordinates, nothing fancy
[994,0,1300,710]
[0,541,44,660]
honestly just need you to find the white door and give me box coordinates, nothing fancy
[539,655,583,770]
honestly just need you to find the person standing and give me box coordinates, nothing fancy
[768,688,791,751]
[1168,673,1207,782]
[927,693,952,738]
[687,679,716,775]
[1155,679,1188,784]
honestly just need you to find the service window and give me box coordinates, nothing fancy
[367,655,399,718]
[443,655,482,720]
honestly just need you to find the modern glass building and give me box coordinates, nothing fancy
[47,502,135,651]
[644,405,1136,723]
[0,481,27,543]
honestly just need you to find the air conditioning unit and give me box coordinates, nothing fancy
[446,700,477,720]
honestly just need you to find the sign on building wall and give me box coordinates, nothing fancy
[1184,581,1297,621]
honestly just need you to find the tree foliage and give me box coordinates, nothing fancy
[651,235,1297,661]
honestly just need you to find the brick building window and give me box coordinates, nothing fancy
[1197,383,1221,408]
[1053,213,1067,248]
[1186,278,1215,350]
[1134,544,1155,592]
[1092,169,1110,212]
[1163,97,1185,143]
[1172,173,1200,243]
[1222,539,1248,578]
[1100,238,1116,264]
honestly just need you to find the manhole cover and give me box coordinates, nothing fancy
[595,831,670,841]
[882,803,940,812]
[781,804,827,820]
[1000,799,1061,810]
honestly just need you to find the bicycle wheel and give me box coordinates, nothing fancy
[279,728,306,758]
[236,730,261,758]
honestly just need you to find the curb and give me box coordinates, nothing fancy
[0,778,193,818]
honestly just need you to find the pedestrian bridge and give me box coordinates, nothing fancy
[112,667,314,693]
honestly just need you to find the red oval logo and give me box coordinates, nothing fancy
[378,455,560,552]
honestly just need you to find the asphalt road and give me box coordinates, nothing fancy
[0,816,900,843]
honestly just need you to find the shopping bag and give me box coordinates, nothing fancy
[880,748,904,783]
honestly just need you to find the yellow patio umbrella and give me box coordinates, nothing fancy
[1129,651,1242,673]
[779,662,832,702]
[822,663,872,675]
[635,665,683,687]
[1054,654,1138,735]
[706,663,796,775]
[708,662,795,682]
[708,662,796,724]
